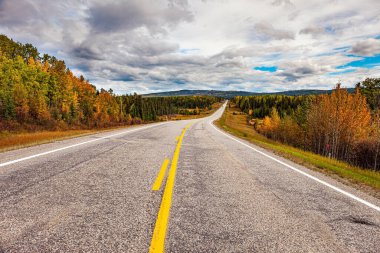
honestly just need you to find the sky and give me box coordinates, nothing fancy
[0,0,380,94]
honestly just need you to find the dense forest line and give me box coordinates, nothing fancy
[145,88,355,98]
[234,80,380,171]
[234,94,311,118]
[0,35,221,131]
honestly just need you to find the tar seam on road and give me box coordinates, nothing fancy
[209,118,380,213]
[149,123,192,253]
[0,122,168,169]
[152,159,170,191]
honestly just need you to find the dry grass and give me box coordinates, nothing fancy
[0,102,224,153]
[0,130,100,152]
[215,104,380,198]
[0,122,145,153]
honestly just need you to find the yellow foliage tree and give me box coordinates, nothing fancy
[307,85,371,159]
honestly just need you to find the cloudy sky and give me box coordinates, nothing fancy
[1,0,380,94]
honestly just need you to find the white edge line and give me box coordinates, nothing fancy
[209,112,380,213]
[0,122,168,168]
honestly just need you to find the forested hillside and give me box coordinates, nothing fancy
[234,81,380,170]
[0,35,221,131]
[144,88,355,98]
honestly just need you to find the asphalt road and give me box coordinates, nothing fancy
[0,103,379,252]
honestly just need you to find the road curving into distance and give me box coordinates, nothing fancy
[0,102,379,252]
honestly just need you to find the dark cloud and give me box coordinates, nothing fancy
[87,0,193,34]
[277,61,323,82]
[253,22,294,40]
[111,74,136,82]
[349,38,380,56]
[279,72,298,82]
[72,46,103,60]
[295,66,315,75]
[0,0,38,26]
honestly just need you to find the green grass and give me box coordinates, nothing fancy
[215,104,380,196]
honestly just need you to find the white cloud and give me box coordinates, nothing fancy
[253,21,294,40]
[0,0,379,93]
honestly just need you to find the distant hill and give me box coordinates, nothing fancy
[143,88,355,98]
[143,90,254,98]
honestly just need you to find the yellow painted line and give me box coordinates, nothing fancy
[149,125,192,253]
[175,136,179,142]
[152,159,170,191]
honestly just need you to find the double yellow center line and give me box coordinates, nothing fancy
[152,159,170,191]
[149,123,192,253]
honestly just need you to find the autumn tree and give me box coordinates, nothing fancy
[306,85,371,160]
[0,34,222,131]
[371,111,380,170]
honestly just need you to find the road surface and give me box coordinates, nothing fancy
[0,103,379,252]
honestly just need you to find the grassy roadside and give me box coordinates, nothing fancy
[0,128,122,153]
[215,103,380,198]
[0,102,223,153]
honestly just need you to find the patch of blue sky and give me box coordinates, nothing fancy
[337,54,380,69]
[179,48,200,54]
[253,66,277,72]
[75,63,90,72]
[344,53,361,58]
[324,26,336,34]
[327,68,356,76]
[333,46,350,51]
[170,78,187,85]
[315,51,338,57]
[262,53,281,61]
